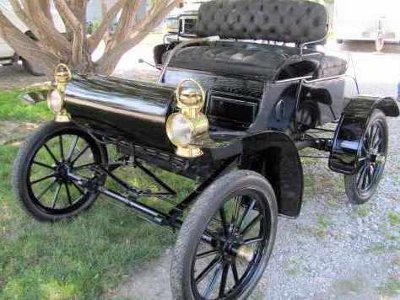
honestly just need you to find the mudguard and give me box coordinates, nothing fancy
[205,131,304,218]
[329,96,399,175]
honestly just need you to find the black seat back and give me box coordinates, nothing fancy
[195,0,328,44]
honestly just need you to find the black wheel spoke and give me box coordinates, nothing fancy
[51,183,62,208]
[357,164,368,189]
[204,230,223,244]
[44,144,59,164]
[64,183,73,205]
[231,261,240,285]
[71,145,90,165]
[71,181,85,195]
[59,135,65,161]
[33,161,55,170]
[37,179,57,200]
[31,173,56,185]
[231,197,242,231]
[219,208,229,237]
[361,168,369,189]
[196,256,221,284]
[237,200,256,231]
[218,264,229,297]
[196,249,220,259]
[241,213,261,236]
[67,136,79,161]
[73,162,95,171]
[243,236,263,245]
[203,264,222,299]
[370,125,379,149]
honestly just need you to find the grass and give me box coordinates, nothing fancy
[388,211,400,227]
[314,215,334,238]
[0,91,195,299]
[378,278,400,297]
[0,90,51,122]
[333,278,363,295]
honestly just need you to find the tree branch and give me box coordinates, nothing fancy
[88,0,125,52]
[96,0,180,74]
[22,0,72,60]
[105,0,143,53]
[54,0,91,71]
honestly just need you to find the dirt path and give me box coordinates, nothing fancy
[0,65,47,90]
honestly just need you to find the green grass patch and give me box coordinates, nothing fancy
[0,89,197,298]
[0,141,196,299]
[388,211,400,227]
[378,278,400,297]
[0,90,51,121]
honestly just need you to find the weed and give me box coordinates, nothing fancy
[378,278,400,296]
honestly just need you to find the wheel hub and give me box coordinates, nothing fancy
[56,162,72,181]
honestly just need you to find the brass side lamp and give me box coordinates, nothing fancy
[47,63,72,122]
[166,79,209,158]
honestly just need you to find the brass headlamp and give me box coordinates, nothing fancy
[166,79,209,158]
[47,63,72,122]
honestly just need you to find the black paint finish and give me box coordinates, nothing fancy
[65,74,176,150]
[329,96,399,175]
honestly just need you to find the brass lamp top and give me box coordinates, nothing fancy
[176,79,206,109]
[54,63,72,85]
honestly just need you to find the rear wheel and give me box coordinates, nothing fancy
[344,110,388,204]
[171,170,278,300]
[12,121,107,221]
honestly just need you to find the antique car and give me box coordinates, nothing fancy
[13,0,399,299]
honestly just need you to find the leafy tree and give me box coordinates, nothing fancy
[0,0,180,76]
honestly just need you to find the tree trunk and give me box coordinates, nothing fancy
[0,0,180,77]
[0,10,58,76]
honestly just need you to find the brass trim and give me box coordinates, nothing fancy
[166,79,209,158]
[52,64,72,122]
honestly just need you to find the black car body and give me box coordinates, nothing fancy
[15,0,399,299]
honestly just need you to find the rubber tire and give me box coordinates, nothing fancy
[344,110,388,205]
[170,170,278,300]
[12,121,107,221]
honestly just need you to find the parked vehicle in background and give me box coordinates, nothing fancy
[334,0,400,51]
[164,0,210,42]
[0,0,65,75]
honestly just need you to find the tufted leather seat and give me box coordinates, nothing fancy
[196,0,328,43]
[166,42,347,79]
[164,0,347,79]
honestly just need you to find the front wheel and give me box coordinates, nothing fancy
[12,121,107,221]
[171,170,278,300]
[344,110,388,204]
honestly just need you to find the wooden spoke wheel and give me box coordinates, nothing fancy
[13,121,107,221]
[171,171,278,300]
[344,110,388,204]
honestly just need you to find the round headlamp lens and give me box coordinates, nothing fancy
[167,113,193,146]
[47,90,64,113]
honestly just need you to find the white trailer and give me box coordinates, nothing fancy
[334,0,400,50]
